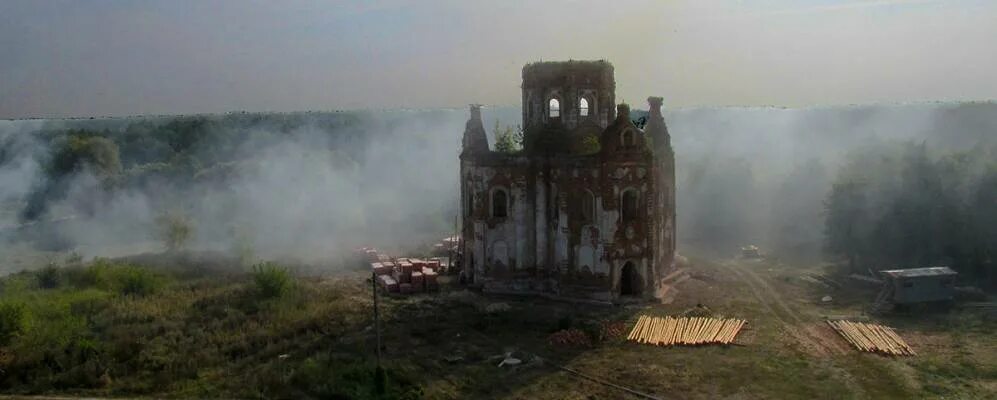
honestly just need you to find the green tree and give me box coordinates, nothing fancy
[0,302,27,346]
[823,179,869,272]
[155,209,193,252]
[22,134,123,220]
[493,120,522,154]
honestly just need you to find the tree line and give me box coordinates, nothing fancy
[824,141,997,288]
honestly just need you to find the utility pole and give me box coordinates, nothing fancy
[372,271,382,364]
[372,271,385,394]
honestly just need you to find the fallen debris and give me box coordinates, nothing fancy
[626,315,746,347]
[826,320,915,356]
[547,329,591,346]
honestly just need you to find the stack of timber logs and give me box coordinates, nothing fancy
[626,315,746,347]
[826,320,915,356]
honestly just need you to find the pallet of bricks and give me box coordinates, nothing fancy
[372,255,440,295]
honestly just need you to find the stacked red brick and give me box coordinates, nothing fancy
[423,268,438,291]
[366,251,441,295]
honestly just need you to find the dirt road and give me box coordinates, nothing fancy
[718,259,851,356]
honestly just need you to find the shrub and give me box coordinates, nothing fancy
[68,260,162,296]
[0,302,27,345]
[155,210,193,252]
[37,263,61,289]
[118,266,161,297]
[252,262,292,299]
[72,258,112,289]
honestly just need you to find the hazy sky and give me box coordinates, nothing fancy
[2,0,996,118]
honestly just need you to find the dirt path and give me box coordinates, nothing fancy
[718,259,850,356]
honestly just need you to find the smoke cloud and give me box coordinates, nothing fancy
[2,102,995,272]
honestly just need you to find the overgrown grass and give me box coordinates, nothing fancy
[251,261,292,300]
[0,254,994,399]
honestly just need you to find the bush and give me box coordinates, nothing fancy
[0,302,27,345]
[67,260,162,297]
[118,266,161,297]
[37,263,61,289]
[252,262,292,299]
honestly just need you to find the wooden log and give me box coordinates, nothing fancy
[645,316,658,344]
[673,317,689,344]
[870,324,899,355]
[688,317,697,344]
[698,319,710,344]
[684,318,695,345]
[883,326,915,356]
[643,317,657,344]
[692,317,703,344]
[665,317,677,346]
[838,321,864,351]
[655,317,665,346]
[662,318,672,346]
[841,321,867,351]
[717,320,732,344]
[651,317,663,345]
[694,318,707,344]
[714,319,728,342]
[879,325,910,356]
[727,320,743,343]
[828,320,858,351]
[711,318,724,343]
[651,317,664,345]
[851,322,877,352]
[879,325,904,355]
[647,318,662,345]
[699,318,715,344]
[628,315,646,341]
[730,319,744,343]
[721,320,736,344]
[630,315,645,342]
[709,318,724,343]
[857,323,885,353]
[636,316,654,343]
[718,320,732,344]
[654,317,671,346]
[866,324,893,354]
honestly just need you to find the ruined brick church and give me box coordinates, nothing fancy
[459,60,676,303]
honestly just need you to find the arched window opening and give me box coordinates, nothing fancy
[621,129,635,148]
[549,98,560,118]
[581,190,595,223]
[579,98,589,117]
[621,189,638,223]
[620,261,641,296]
[492,189,508,218]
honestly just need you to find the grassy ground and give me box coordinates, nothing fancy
[0,252,994,399]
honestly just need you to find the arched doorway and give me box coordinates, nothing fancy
[620,262,641,296]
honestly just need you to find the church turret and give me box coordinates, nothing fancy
[599,103,643,154]
[461,104,489,156]
[645,96,670,149]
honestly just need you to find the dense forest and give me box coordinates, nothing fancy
[0,108,519,265]
[825,142,997,287]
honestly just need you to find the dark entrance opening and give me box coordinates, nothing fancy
[620,262,641,296]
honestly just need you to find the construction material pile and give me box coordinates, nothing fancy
[826,320,916,356]
[627,315,746,346]
[356,247,444,295]
[547,329,591,346]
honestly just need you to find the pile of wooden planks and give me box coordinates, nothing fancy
[626,315,746,346]
[826,320,915,356]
